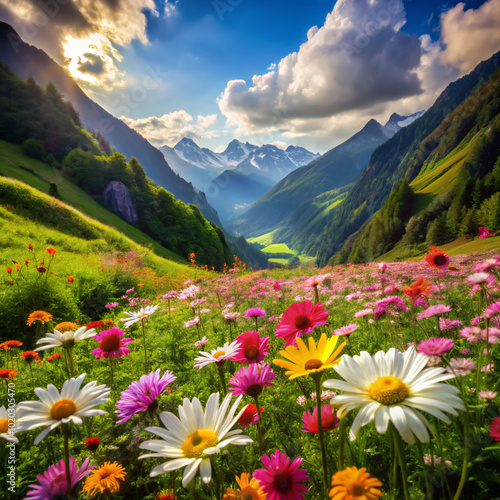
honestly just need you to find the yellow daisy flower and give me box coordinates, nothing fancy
[330,466,383,499]
[273,333,345,380]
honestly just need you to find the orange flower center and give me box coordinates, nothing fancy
[50,399,77,420]
[369,376,409,405]
[244,346,260,360]
[0,418,9,434]
[100,333,121,352]
[213,350,226,359]
[240,487,260,500]
[294,314,312,331]
[304,358,323,370]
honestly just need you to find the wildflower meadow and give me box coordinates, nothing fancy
[1,244,500,500]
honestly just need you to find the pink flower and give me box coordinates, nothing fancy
[489,417,500,441]
[303,274,329,288]
[296,396,307,406]
[354,308,373,318]
[413,296,428,308]
[233,331,270,364]
[224,312,241,321]
[478,390,497,399]
[446,358,476,376]
[466,272,494,285]
[275,300,329,347]
[346,291,362,301]
[459,327,484,343]
[301,405,339,433]
[91,328,133,359]
[183,316,200,328]
[228,362,275,397]
[483,302,500,318]
[417,338,454,356]
[105,302,119,309]
[26,457,94,499]
[379,263,387,272]
[383,285,397,294]
[253,450,309,500]
[481,364,494,372]
[416,304,452,321]
[473,257,500,273]
[333,323,359,336]
[163,290,178,300]
[244,307,266,318]
[194,336,208,347]
[273,283,282,291]
[439,318,463,330]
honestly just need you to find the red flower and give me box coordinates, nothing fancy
[21,351,40,363]
[403,277,432,303]
[46,247,56,256]
[302,405,339,434]
[85,437,100,451]
[0,369,17,380]
[425,246,449,270]
[67,276,75,282]
[47,353,63,363]
[28,244,33,250]
[238,404,264,427]
[6,267,12,274]
[36,266,46,273]
[0,340,23,350]
[25,260,29,266]
[275,300,329,347]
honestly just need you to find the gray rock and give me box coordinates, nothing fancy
[103,181,138,224]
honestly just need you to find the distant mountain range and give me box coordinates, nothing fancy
[160,138,320,224]
[230,110,424,247]
[0,21,222,226]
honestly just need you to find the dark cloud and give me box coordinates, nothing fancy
[78,52,105,74]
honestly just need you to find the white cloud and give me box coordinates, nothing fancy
[440,0,500,72]
[120,111,220,146]
[218,0,424,136]
[267,63,277,71]
[164,1,178,17]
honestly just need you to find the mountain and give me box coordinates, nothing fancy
[230,114,416,240]
[315,50,500,266]
[383,111,426,135]
[0,21,222,226]
[174,137,228,171]
[219,139,258,166]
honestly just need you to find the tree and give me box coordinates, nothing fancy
[461,209,478,239]
[22,138,46,160]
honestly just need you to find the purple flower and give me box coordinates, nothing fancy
[26,457,93,499]
[115,369,176,423]
[417,337,454,356]
[229,362,275,397]
[244,307,266,318]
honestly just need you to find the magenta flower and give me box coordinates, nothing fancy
[484,302,500,318]
[333,323,359,336]
[91,327,133,359]
[417,338,454,356]
[233,331,270,364]
[245,308,266,318]
[253,450,309,499]
[273,282,282,291]
[416,304,452,321]
[115,369,176,423]
[275,300,329,347]
[440,318,463,330]
[301,405,339,434]
[26,457,93,499]
[229,362,275,397]
[105,302,119,309]
[490,417,500,441]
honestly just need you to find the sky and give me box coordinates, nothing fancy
[1,0,500,153]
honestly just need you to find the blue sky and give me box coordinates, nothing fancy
[1,0,499,152]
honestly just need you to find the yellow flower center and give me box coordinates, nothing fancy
[50,399,77,420]
[346,481,367,496]
[181,430,218,458]
[304,358,323,370]
[0,418,9,434]
[369,376,409,405]
[213,350,226,359]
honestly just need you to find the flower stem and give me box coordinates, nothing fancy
[390,423,410,500]
[254,396,264,455]
[337,416,347,471]
[313,374,329,497]
[67,347,74,377]
[141,319,148,373]
[453,412,471,500]
[254,317,258,331]
[28,363,35,392]
[216,363,227,396]
[62,424,73,496]
[109,357,113,391]
[415,440,432,500]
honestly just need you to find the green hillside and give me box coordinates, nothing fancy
[0,140,184,263]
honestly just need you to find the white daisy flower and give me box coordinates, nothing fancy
[323,347,465,444]
[35,326,97,351]
[139,393,252,487]
[121,305,159,328]
[0,406,20,443]
[16,373,110,444]
[194,341,240,369]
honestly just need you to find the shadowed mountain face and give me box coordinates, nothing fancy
[0,21,222,226]
[229,113,421,239]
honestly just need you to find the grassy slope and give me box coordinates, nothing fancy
[0,177,204,284]
[0,140,184,263]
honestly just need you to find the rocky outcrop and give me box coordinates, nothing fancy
[103,181,138,224]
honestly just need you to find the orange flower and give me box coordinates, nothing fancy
[47,353,63,363]
[424,246,449,270]
[0,340,23,350]
[27,310,53,326]
[403,277,432,303]
[0,369,17,380]
[46,247,56,256]
[54,321,78,332]
[330,466,383,500]
[67,276,75,282]
[223,473,266,500]
[82,462,126,496]
[21,351,40,363]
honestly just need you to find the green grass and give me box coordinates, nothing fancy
[0,140,184,262]
[247,230,278,246]
[261,243,296,255]
[268,258,290,265]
